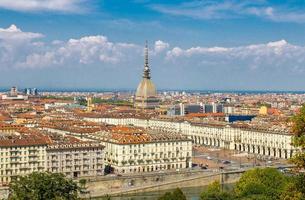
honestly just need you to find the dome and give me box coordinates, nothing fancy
[134,41,159,109]
[135,78,157,99]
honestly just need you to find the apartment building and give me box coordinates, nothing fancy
[0,134,49,185]
[0,129,104,185]
[88,126,192,174]
[47,142,104,178]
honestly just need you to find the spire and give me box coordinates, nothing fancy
[143,40,151,79]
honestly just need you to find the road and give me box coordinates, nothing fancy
[192,146,290,171]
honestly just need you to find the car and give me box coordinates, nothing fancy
[207,156,212,160]
[192,163,198,167]
[222,160,231,164]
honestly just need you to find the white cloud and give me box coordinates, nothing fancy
[18,35,140,68]
[166,46,229,58]
[165,39,305,72]
[0,24,144,68]
[0,25,44,68]
[0,24,43,40]
[154,40,169,53]
[0,0,88,13]
[151,0,305,23]
[3,24,305,76]
[0,24,190,70]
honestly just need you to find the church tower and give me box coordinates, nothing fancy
[134,41,159,109]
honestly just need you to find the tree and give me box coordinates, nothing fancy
[9,172,79,200]
[158,188,186,200]
[291,104,305,169]
[158,192,174,200]
[200,181,233,200]
[102,194,112,200]
[234,168,288,200]
[288,104,305,200]
[281,182,303,200]
[281,173,305,200]
[294,173,305,195]
[172,188,187,200]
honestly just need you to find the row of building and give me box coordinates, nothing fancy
[39,120,193,176]
[82,117,297,160]
[0,119,193,185]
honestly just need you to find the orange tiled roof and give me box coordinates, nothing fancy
[0,134,51,147]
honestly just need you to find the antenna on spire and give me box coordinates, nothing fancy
[145,40,148,67]
[143,40,151,79]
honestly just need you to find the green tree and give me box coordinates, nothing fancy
[172,188,187,200]
[281,173,305,200]
[234,168,288,200]
[102,194,111,200]
[158,192,174,200]
[200,181,233,200]
[281,182,303,200]
[291,104,305,169]
[294,173,305,195]
[9,172,79,200]
[158,188,186,200]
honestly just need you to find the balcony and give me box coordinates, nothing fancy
[20,166,31,170]
[10,159,20,164]
[10,150,20,153]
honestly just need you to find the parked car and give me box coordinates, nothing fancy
[222,160,231,164]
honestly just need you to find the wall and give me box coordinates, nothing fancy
[84,170,245,198]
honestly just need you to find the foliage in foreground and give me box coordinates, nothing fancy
[200,168,305,200]
[9,172,80,200]
[200,181,233,200]
[291,104,305,169]
[158,188,187,200]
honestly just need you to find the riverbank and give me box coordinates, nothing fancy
[82,169,244,198]
[106,183,235,200]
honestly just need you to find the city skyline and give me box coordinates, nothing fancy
[1,1,305,90]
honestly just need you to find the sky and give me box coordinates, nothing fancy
[1,0,305,91]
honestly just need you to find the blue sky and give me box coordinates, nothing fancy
[1,0,305,90]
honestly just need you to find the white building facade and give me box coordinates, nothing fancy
[99,136,192,174]
[90,117,297,159]
[0,143,47,186]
